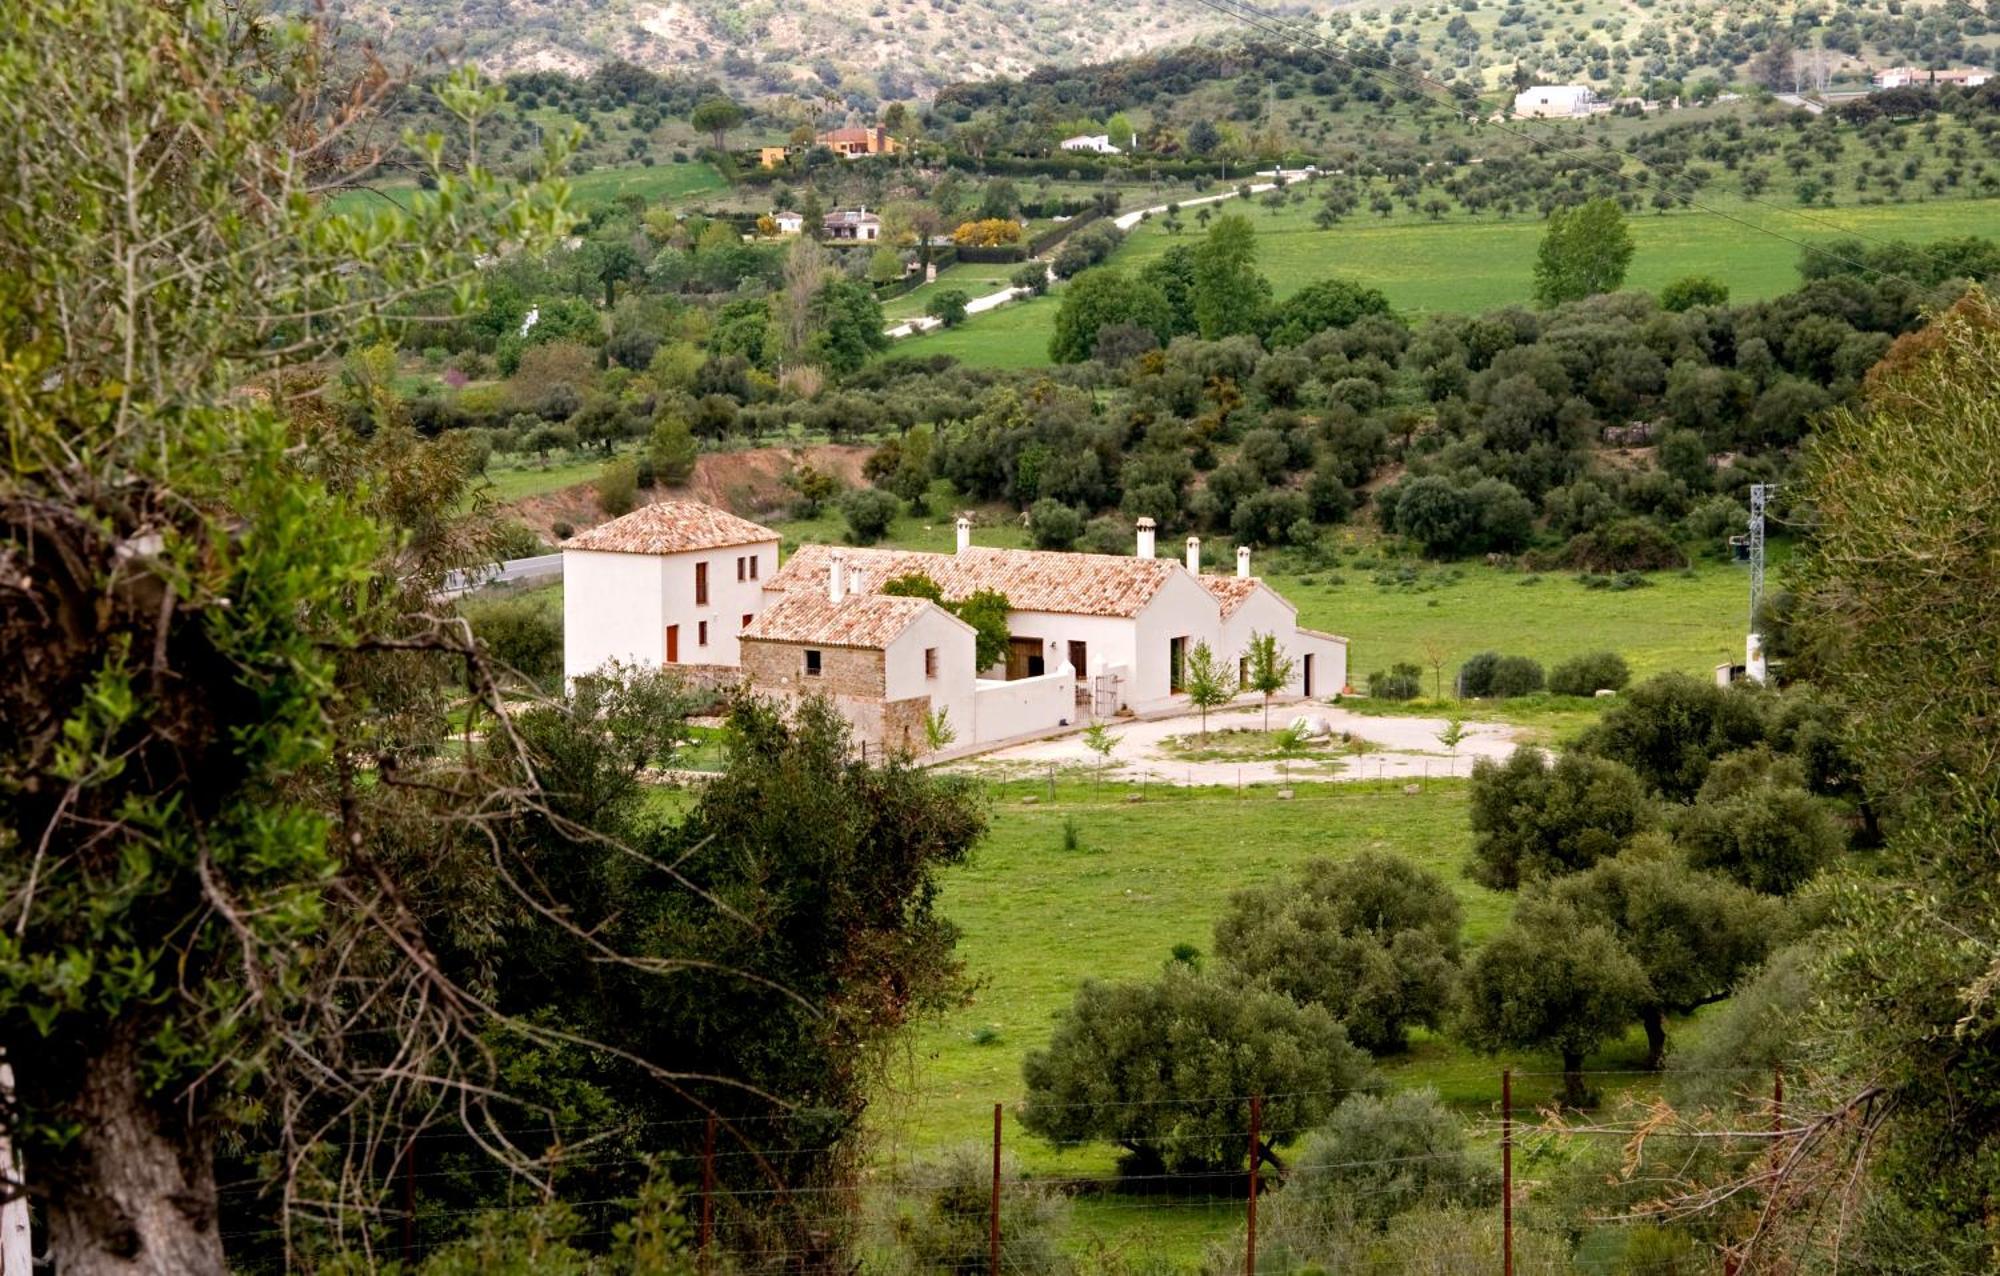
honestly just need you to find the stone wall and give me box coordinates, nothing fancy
[740,639,886,699]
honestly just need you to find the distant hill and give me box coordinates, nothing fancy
[325,0,1336,98]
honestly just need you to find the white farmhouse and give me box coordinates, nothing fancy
[1060,133,1123,155]
[560,502,1347,754]
[771,210,805,235]
[561,502,780,682]
[1512,85,1601,118]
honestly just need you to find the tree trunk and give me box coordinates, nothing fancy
[1561,1051,1589,1110]
[40,1028,224,1276]
[1641,1006,1668,1071]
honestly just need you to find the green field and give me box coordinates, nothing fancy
[899,193,2000,367]
[330,160,726,217]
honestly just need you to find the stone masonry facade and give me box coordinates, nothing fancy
[739,639,886,699]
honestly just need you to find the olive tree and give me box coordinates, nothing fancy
[1468,748,1656,889]
[1020,963,1373,1174]
[1213,854,1462,1054]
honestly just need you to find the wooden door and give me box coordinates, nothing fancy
[1169,636,1187,692]
[664,624,679,663]
[1067,641,1088,679]
[1303,653,1315,698]
[1006,636,1044,680]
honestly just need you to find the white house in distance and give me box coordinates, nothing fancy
[561,502,1348,754]
[771,210,805,235]
[1060,133,1123,155]
[1512,85,1603,117]
[561,501,781,682]
[1874,65,1990,88]
[821,208,882,241]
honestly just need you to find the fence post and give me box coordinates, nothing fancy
[700,1114,715,1275]
[990,1102,1003,1276]
[1502,1069,1514,1276]
[1245,1093,1262,1276]
[1773,1063,1784,1139]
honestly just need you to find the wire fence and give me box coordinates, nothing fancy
[212,1066,1795,1273]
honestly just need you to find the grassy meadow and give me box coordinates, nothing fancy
[897,193,2000,367]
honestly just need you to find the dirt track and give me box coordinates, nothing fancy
[508,443,872,538]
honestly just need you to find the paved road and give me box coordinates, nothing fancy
[442,551,563,597]
[883,169,1319,340]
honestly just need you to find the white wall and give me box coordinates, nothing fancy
[1292,629,1349,700]
[973,667,1077,743]
[1001,611,1141,707]
[1129,572,1226,709]
[884,608,978,750]
[562,539,779,682]
[563,549,665,682]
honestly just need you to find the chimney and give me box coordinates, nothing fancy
[1136,517,1156,559]
[1236,546,1252,579]
[828,551,845,603]
[955,516,972,553]
[1185,536,1201,575]
[847,567,867,596]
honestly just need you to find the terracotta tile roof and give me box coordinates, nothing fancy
[1197,575,1269,619]
[766,544,1186,618]
[564,502,778,556]
[740,590,952,650]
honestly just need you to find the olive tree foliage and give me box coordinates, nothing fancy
[1575,673,1770,801]
[0,4,577,1269]
[1532,198,1635,306]
[1467,748,1656,889]
[1019,963,1373,1174]
[1787,291,2000,1263]
[1674,748,1845,894]
[1213,854,1462,1054]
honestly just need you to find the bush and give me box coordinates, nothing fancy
[840,487,900,545]
[1213,854,1462,1053]
[647,413,699,486]
[1010,262,1050,296]
[927,288,971,328]
[1468,748,1655,889]
[460,592,563,689]
[1027,498,1084,550]
[880,1146,1070,1276]
[1367,662,1423,701]
[1549,518,1688,572]
[1270,1090,1497,1233]
[1457,651,1502,698]
[1487,655,1545,698]
[596,457,639,517]
[1548,651,1631,697]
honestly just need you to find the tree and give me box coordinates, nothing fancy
[597,456,640,516]
[840,487,900,544]
[1213,854,1463,1054]
[1660,274,1730,311]
[1027,498,1083,550]
[868,244,904,285]
[1458,904,1650,1107]
[1182,639,1233,739]
[1270,1090,1497,1235]
[809,277,889,374]
[1244,631,1297,729]
[1576,673,1769,801]
[1186,118,1221,156]
[1020,963,1372,1173]
[690,96,746,149]
[1674,749,1843,894]
[1548,651,1631,697]
[1439,714,1469,775]
[1192,213,1272,339]
[952,588,1013,672]
[0,5,579,1266]
[1266,277,1393,347]
[1544,850,1779,1068]
[647,411,700,485]
[1532,198,1635,306]
[927,288,972,328]
[1047,267,1173,363]
[1468,748,1656,889]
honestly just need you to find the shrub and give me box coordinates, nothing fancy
[1027,498,1084,550]
[1010,262,1050,295]
[880,1147,1070,1276]
[1548,651,1631,696]
[460,592,563,689]
[1457,651,1502,698]
[1270,1090,1497,1234]
[551,520,574,540]
[840,487,900,545]
[927,288,971,328]
[1550,518,1687,572]
[1468,748,1655,889]
[596,457,639,518]
[647,413,699,486]
[1366,662,1422,701]
[1487,655,1545,698]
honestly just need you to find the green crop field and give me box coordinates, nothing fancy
[905,192,2000,367]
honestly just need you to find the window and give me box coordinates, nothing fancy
[924,647,938,678]
[695,561,708,605]
[698,621,709,647]
[749,555,759,580]
[742,613,753,629]
[804,649,823,677]
[736,556,746,581]
[1239,656,1250,688]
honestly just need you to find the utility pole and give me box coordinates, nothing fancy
[1746,483,1771,683]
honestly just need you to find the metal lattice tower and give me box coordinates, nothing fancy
[1747,483,1770,632]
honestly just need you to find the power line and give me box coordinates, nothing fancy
[1179,0,1959,291]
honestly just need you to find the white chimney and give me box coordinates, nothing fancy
[955,516,972,553]
[1136,517,1156,559]
[828,551,845,603]
[1237,546,1252,579]
[847,567,867,596]
[1185,536,1201,574]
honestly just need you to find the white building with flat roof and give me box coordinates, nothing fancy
[1513,85,1602,117]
